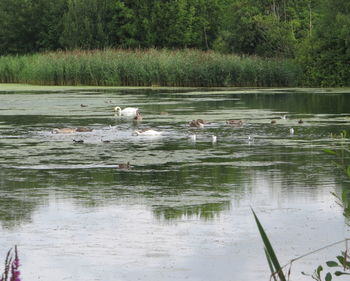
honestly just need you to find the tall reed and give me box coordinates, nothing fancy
[0,49,302,87]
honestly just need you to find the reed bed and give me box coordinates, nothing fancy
[0,49,302,87]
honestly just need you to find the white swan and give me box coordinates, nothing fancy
[212,135,217,143]
[290,128,294,135]
[133,129,162,136]
[114,106,139,117]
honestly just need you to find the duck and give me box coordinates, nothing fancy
[52,127,93,134]
[298,119,304,124]
[189,119,205,128]
[76,127,93,132]
[271,120,277,124]
[133,111,143,121]
[117,162,130,169]
[114,106,139,117]
[52,128,77,134]
[133,129,162,136]
[226,119,243,126]
[80,104,88,107]
[73,139,84,144]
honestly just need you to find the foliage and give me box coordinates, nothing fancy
[324,130,350,220]
[0,246,20,281]
[0,49,302,87]
[252,208,286,281]
[214,0,297,58]
[0,0,323,55]
[253,208,350,281]
[302,251,350,281]
[298,0,350,86]
[0,0,348,86]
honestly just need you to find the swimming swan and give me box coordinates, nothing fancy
[114,106,139,117]
[133,129,162,136]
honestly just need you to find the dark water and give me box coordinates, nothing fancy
[1,87,350,281]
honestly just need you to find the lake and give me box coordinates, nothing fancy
[0,86,350,281]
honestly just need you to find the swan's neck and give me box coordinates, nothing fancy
[114,106,121,116]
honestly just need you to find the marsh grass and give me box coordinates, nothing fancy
[1,245,20,281]
[0,49,302,87]
[253,207,350,281]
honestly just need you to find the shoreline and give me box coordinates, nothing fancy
[0,83,349,94]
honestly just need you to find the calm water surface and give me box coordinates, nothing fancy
[1,87,350,281]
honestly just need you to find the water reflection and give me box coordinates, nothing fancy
[1,88,350,281]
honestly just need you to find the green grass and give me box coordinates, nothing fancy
[0,49,303,87]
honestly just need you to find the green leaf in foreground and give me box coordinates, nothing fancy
[326,261,339,267]
[334,271,350,276]
[324,149,337,155]
[251,208,286,281]
[336,254,350,268]
[325,272,332,281]
[316,265,323,279]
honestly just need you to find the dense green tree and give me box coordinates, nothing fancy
[189,0,226,49]
[0,0,348,86]
[214,0,302,57]
[60,0,115,49]
[154,0,196,48]
[0,0,32,54]
[108,0,138,47]
[0,0,66,55]
[299,0,350,86]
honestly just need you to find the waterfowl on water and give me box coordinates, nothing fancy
[73,139,84,144]
[76,127,93,132]
[133,111,143,121]
[80,104,88,107]
[133,129,162,136]
[212,135,217,143]
[298,119,304,124]
[271,120,277,124]
[117,162,130,169]
[114,106,139,117]
[52,127,93,134]
[281,115,287,120]
[52,128,77,134]
[226,120,243,126]
[290,128,294,135]
[189,119,205,128]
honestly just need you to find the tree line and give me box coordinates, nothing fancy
[0,0,349,86]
